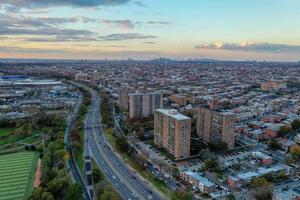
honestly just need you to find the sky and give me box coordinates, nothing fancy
[0,0,300,61]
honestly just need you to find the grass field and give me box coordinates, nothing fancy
[0,151,39,200]
[0,128,14,137]
[0,130,42,146]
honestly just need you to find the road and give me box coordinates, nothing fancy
[64,93,92,200]
[84,88,165,200]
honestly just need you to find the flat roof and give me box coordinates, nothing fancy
[156,109,190,120]
[186,172,215,187]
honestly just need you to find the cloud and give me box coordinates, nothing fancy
[0,13,94,28]
[0,0,131,8]
[0,13,97,42]
[99,33,157,41]
[133,1,147,7]
[0,26,94,37]
[195,42,300,53]
[99,45,127,48]
[0,45,68,54]
[144,41,156,44]
[26,8,50,14]
[100,19,134,29]
[147,21,172,25]
[24,35,98,42]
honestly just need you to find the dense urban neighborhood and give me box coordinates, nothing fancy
[0,59,299,200]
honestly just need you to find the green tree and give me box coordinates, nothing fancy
[116,136,129,152]
[92,168,103,183]
[29,187,54,200]
[209,141,228,152]
[202,157,221,173]
[66,183,82,200]
[47,177,68,196]
[252,186,272,200]
[226,193,236,200]
[291,119,300,130]
[99,185,121,200]
[250,177,269,188]
[268,139,280,150]
[250,177,272,200]
[290,144,300,159]
[171,190,193,200]
[277,125,291,137]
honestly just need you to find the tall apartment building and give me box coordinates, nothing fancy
[196,107,235,148]
[118,88,129,111]
[75,72,89,82]
[129,92,163,118]
[154,109,191,159]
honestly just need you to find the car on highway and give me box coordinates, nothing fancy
[132,193,137,198]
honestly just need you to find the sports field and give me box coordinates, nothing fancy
[0,151,38,200]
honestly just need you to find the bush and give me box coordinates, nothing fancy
[291,119,300,130]
[277,125,291,137]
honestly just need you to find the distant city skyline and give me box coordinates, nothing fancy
[0,0,300,61]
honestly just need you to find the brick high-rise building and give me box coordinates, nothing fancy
[196,107,235,148]
[118,88,129,111]
[129,92,163,119]
[154,109,191,159]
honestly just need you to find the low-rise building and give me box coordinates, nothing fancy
[185,172,216,193]
[227,164,292,188]
[252,151,273,165]
[273,188,300,200]
[261,81,287,91]
[169,94,187,106]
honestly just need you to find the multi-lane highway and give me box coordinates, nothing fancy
[64,92,92,200]
[84,88,164,200]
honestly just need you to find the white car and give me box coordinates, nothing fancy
[132,193,137,198]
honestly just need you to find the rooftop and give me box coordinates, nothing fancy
[186,172,215,187]
[156,109,190,120]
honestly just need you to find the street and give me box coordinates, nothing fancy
[84,88,164,200]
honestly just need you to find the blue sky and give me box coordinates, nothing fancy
[0,0,299,60]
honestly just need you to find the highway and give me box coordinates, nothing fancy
[84,88,164,200]
[64,93,92,200]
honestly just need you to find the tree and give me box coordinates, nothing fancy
[66,183,82,200]
[291,119,300,130]
[202,157,221,173]
[268,139,280,150]
[209,142,228,152]
[29,187,54,200]
[226,193,236,200]
[137,131,145,141]
[250,177,269,188]
[115,136,129,152]
[171,167,180,179]
[92,168,103,183]
[99,185,121,200]
[277,125,291,137]
[171,190,193,200]
[252,188,272,200]
[250,177,272,200]
[285,155,296,165]
[290,144,300,159]
[47,177,68,196]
